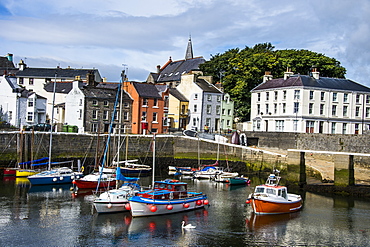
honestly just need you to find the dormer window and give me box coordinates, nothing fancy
[103,100,109,107]
[92,100,98,106]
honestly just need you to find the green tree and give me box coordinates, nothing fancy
[200,43,346,121]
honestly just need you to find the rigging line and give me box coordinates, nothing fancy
[81,134,96,168]
[0,132,17,154]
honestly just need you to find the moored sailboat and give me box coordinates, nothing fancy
[129,135,209,217]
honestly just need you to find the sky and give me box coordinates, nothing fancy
[1,0,370,86]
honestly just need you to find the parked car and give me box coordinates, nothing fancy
[24,123,53,132]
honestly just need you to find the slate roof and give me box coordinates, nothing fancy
[133,82,162,99]
[0,57,15,68]
[195,78,223,93]
[82,86,131,101]
[156,57,206,83]
[252,75,370,93]
[44,81,86,94]
[16,67,100,79]
[170,88,188,102]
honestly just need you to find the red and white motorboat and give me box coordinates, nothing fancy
[246,173,302,215]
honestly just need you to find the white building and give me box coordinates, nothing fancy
[248,70,370,134]
[176,72,223,132]
[0,75,46,128]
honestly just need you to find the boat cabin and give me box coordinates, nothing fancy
[254,185,288,200]
[138,179,188,199]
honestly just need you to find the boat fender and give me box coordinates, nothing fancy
[196,200,202,206]
[107,203,112,209]
[166,205,173,210]
[59,177,64,180]
[183,203,190,208]
[125,203,131,211]
[150,205,157,212]
[53,178,57,182]
[171,180,179,183]
[71,176,75,180]
[246,199,251,204]
[203,199,209,205]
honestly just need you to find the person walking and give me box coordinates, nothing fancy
[204,125,209,133]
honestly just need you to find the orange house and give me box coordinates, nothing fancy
[124,81,169,134]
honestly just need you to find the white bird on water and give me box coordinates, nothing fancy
[182,221,196,229]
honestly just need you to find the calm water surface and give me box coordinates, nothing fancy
[0,174,370,246]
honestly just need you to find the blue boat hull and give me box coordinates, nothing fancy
[28,173,83,185]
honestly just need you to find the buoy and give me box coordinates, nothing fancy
[183,203,190,208]
[125,203,131,211]
[71,176,75,180]
[203,199,209,205]
[196,200,202,206]
[246,199,251,204]
[166,205,173,210]
[150,205,157,212]
[226,180,229,183]
[107,203,112,209]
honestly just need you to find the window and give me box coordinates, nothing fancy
[141,111,147,121]
[9,111,12,121]
[294,90,300,100]
[320,104,324,115]
[19,78,24,84]
[274,103,277,114]
[79,99,83,106]
[194,104,197,112]
[274,91,278,101]
[257,104,260,114]
[294,102,299,113]
[228,109,231,115]
[143,98,148,106]
[275,120,284,132]
[92,100,98,106]
[367,95,370,104]
[227,120,230,126]
[355,124,359,134]
[356,94,360,104]
[27,112,33,122]
[124,102,129,108]
[366,107,370,118]
[123,111,129,120]
[91,123,98,132]
[92,110,98,119]
[206,118,211,126]
[181,105,186,114]
[216,105,221,114]
[344,93,348,103]
[332,93,337,102]
[342,123,347,134]
[103,110,109,120]
[309,91,314,100]
[321,92,325,101]
[194,94,198,100]
[79,109,82,119]
[152,112,158,122]
[343,106,348,117]
[356,106,360,117]
[282,103,286,113]
[28,98,34,107]
[29,78,34,85]
[103,100,108,107]
[266,92,269,101]
[207,105,212,114]
[332,105,337,116]
[222,109,225,115]
[193,118,196,126]
[309,103,313,114]
[257,93,261,102]
[306,121,314,133]
[265,104,269,114]
[114,111,118,120]
[283,91,287,100]
[207,94,212,101]
[153,98,158,107]
[217,95,221,102]
[331,122,336,134]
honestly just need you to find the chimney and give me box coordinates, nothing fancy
[312,67,320,79]
[263,71,273,82]
[6,53,13,62]
[156,65,161,73]
[86,71,97,87]
[18,59,26,71]
[284,67,293,80]
[103,77,107,82]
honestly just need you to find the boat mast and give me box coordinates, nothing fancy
[48,72,57,170]
[152,134,156,188]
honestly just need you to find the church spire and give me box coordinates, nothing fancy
[185,35,193,60]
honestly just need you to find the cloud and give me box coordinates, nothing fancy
[1,0,370,85]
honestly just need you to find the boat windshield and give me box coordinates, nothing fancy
[266,188,275,195]
[281,188,287,199]
[255,187,264,193]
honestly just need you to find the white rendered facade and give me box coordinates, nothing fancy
[65,80,85,133]
[249,74,370,134]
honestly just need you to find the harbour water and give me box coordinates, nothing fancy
[1,174,370,246]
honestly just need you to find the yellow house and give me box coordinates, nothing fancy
[168,88,189,130]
